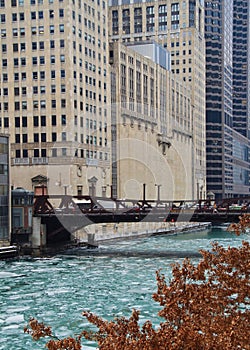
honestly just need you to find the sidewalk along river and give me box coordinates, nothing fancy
[0,226,248,350]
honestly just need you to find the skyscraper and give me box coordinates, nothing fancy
[0,0,111,196]
[205,0,250,200]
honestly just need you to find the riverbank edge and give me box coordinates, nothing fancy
[1,222,211,259]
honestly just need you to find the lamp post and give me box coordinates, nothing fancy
[155,184,162,203]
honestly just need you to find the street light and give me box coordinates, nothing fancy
[155,184,162,203]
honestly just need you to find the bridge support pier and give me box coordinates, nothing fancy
[32,217,47,252]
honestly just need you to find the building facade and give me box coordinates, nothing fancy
[0,0,111,197]
[0,134,10,244]
[205,0,250,199]
[109,0,206,200]
[110,41,194,201]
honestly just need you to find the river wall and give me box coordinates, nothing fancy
[73,221,211,245]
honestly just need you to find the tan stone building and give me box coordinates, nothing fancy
[0,0,111,196]
[109,41,193,201]
[109,0,206,200]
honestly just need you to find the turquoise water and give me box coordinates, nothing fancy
[0,227,248,350]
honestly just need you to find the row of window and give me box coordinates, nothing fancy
[1,24,65,37]
[0,8,64,23]
[1,41,64,53]
[15,148,108,161]
[13,55,64,65]
[0,0,63,7]
[1,70,65,82]
[14,133,108,146]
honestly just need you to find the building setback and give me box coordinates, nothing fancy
[0,0,111,197]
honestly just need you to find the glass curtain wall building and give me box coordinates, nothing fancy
[205,0,250,200]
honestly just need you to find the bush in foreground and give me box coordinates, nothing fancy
[25,218,250,349]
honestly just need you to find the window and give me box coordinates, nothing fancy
[40,56,45,65]
[50,55,55,64]
[2,59,7,67]
[21,58,26,66]
[52,132,57,142]
[31,12,36,20]
[12,13,17,22]
[15,134,20,143]
[50,40,55,49]
[34,149,39,157]
[19,13,25,20]
[51,100,56,108]
[62,132,66,141]
[60,55,65,63]
[2,44,7,52]
[14,58,19,67]
[39,41,44,50]
[13,43,18,52]
[4,117,9,127]
[22,116,27,127]
[60,39,64,48]
[31,27,37,35]
[1,29,6,37]
[34,133,39,142]
[40,86,46,94]
[20,28,25,37]
[33,86,38,94]
[41,115,46,126]
[40,100,46,109]
[61,115,66,125]
[51,115,56,126]
[39,26,44,34]
[22,134,28,143]
[14,101,20,111]
[22,87,26,95]
[41,133,46,142]
[15,117,20,127]
[20,43,26,51]
[59,9,64,17]
[33,116,39,127]
[50,25,54,34]
[14,87,19,96]
[51,70,55,79]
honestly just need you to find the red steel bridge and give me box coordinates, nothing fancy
[33,194,250,243]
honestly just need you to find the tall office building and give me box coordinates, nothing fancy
[109,0,206,200]
[0,0,111,197]
[205,0,250,199]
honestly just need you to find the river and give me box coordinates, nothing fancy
[0,226,248,350]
